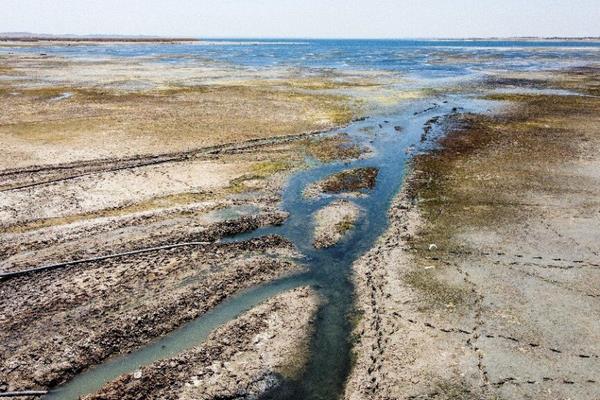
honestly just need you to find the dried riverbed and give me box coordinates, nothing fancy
[1,41,599,400]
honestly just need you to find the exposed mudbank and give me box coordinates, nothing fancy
[0,236,301,392]
[304,167,379,199]
[313,200,360,249]
[3,40,599,400]
[3,95,495,399]
[0,209,289,274]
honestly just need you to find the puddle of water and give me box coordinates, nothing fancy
[50,92,73,101]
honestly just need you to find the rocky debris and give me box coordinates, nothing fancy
[421,115,441,141]
[304,167,379,199]
[84,287,319,400]
[313,200,360,248]
[0,236,301,392]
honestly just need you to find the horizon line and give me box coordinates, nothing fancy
[2,32,600,41]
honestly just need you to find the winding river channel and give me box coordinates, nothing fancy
[42,89,499,400]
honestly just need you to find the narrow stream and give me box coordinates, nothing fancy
[44,94,497,400]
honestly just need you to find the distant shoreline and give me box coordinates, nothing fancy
[0,35,599,44]
[439,36,600,42]
[0,32,600,42]
[0,35,200,43]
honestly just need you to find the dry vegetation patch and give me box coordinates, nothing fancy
[408,90,600,255]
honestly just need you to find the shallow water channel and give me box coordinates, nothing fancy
[44,95,496,400]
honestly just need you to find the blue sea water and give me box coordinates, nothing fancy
[6,39,600,79]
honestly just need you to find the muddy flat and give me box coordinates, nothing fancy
[1,39,599,400]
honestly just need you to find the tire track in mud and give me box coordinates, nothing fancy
[0,123,364,193]
[0,235,289,280]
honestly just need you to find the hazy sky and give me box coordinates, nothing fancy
[2,0,599,38]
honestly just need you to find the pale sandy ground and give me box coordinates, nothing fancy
[0,160,251,224]
[313,200,360,248]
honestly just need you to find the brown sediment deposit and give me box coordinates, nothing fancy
[346,68,600,400]
[304,167,379,199]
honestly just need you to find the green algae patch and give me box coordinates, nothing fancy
[228,160,296,193]
[285,77,381,91]
[547,67,600,97]
[251,160,292,175]
[335,216,356,237]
